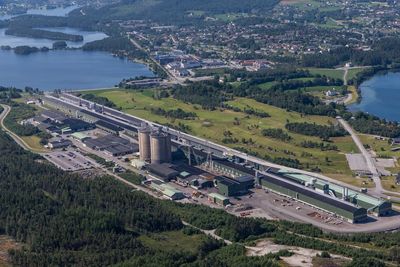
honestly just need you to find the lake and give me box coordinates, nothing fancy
[0,5,153,91]
[0,49,154,91]
[349,72,400,122]
[0,28,108,48]
[0,5,79,20]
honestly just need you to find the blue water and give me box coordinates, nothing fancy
[0,5,79,20]
[0,28,107,48]
[0,49,154,91]
[349,72,400,121]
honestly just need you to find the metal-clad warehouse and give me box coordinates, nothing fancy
[259,174,367,223]
[214,175,254,197]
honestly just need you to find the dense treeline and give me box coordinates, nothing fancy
[261,128,292,141]
[6,26,83,42]
[269,77,342,92]
[0,87,22,99]
[285,122,348,140]
[150,107,197,120]
[81,93,117,108]
[172,82,229,110]
[302,37,400,68]
[82,37,147,60]
[300,140,338,151]
[349,112,400,138]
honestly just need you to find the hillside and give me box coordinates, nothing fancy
[75,0,279,24]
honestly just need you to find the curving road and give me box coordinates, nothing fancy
[0,104,34,151]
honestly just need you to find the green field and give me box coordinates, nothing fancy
[307,68,344,80]
[347,67,366,80]
[20,136,47,153]
[138,230,206,254]
[82,89,362,184]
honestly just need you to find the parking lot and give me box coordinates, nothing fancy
[44,149,100,171]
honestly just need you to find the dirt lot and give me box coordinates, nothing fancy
[246,239,349,267]
[0,235,21,267]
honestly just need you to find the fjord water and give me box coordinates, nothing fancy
[0,49,154,90]
[349,72,400,122]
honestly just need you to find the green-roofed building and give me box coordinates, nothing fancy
[71,132,90,141]
[271,170,392,218]
[208,193,230,206]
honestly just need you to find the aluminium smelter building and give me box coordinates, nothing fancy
[258,173,368,223]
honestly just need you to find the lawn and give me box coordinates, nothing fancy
[307,68,344,80]
[21,135,47,153]
[347,68,366,81]
[84,89,357,179]
[358,134,400,159]
[381,176,400,193]
[258,81,277,90]
[138,230,206,254]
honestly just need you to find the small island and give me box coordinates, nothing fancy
[5,27,83,42]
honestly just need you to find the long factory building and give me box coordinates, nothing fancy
[42,93,392,223]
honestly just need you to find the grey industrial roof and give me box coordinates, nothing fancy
[213,159,255,176]
[84,134,132,150]
[41,110,67,122]
[104,144,138,155]
[261,174,362,213]
[79,109,138,132]
[96,120,123,132]
[147,163,179,178]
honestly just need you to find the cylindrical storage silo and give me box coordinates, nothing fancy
[150,131,166,164]
[138,123,151,161]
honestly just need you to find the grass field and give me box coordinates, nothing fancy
[138,230,206,254]
[381,176,400,193]
[20,135,47,153]
[347,68,365,80]
[307,68,344,80]
[82,89,361,182]
[358,135,400,159]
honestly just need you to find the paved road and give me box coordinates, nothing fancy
[337,117,400,200]
[338,117,381,189]
[0,104,37,152]
[338,118,400,201]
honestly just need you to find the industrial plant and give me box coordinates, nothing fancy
[38,92,394,226]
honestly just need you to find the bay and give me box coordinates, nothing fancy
[349,72,400,122]
[0,49,154,91]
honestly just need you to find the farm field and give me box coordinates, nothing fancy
[82,89,360,183]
